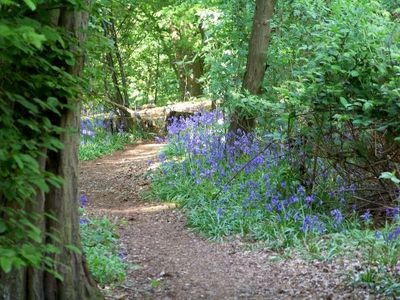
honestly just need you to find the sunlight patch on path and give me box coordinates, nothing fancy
[92,203,176,215]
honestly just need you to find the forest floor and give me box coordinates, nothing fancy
[80,142,377,300]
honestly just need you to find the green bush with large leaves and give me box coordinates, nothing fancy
[264,0,400,205]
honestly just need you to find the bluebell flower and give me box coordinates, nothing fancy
[80,194,88,207]
[297,185,306,195]
[393,207,399,221]
[217,207,224,218]
[330,209,343,228]
[158,152,166,163]
[119,251,126,261]
[387,227,400,241]
[361,210,371,223]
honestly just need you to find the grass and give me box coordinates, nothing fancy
[79,131,133,161]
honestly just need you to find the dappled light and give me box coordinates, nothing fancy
[92,204,176,215]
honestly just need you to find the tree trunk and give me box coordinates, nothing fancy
[102,20,133,131]
[170,26,204,101]
[154,47,160,105]
[229,0,276,134]
[187,55,204,98]
[109,18,130,107]
[0,3,103,299]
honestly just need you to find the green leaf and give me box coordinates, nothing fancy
[0,258,12,273]
[23,0,36,10]
[46,244,61,254]
[31,178,49,193]
[379,172,400,184]
[339,97,349,108]
[0,220,7,234]
[362,101,374,112]
[19,244,41,266]
[65,244,82,255]
[13,154,24,169]
[349,70,359,77]
[46,268,64,281]
[0,249,16,258]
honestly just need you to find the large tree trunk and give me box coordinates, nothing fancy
[229,0,276,134]
[0,3,102,299]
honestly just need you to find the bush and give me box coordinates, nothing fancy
[265,0,400,208]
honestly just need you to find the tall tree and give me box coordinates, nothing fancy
[0,1,102,299]
[229,0,276,133]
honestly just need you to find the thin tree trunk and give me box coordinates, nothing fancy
[109,18,129,106]
[102,20,133,131]
[0,3,103,299]
[154,47,160,104]
[229,0,276,134]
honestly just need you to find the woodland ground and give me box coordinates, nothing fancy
[80,142,381,300]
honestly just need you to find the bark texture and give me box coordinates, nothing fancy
[229,0,276,134]
[0,3,102,299]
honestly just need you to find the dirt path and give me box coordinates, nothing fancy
[80,143,373,300]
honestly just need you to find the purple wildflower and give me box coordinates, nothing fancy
[361,210,371,223]
[330,209,343,228]
[80,194,88,207]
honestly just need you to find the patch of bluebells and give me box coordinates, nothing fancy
[157,111,398,239]
[80,118,111,138]
[80,115,125,144]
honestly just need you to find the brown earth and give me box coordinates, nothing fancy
[80,142,377,300]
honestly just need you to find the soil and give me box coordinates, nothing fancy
[80,142,377,300]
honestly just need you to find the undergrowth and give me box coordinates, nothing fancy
[79,116,148,160]
[151,111,400,297]
[79,131,132,161]
[79,195,127,285]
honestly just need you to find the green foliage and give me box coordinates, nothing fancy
[262,0,400,206]
[0,0,84,274]
[200,0,254,101]
[267,0,399,127]
[79,132,133,160]
[80,214,127,285]
[84,0,256,109]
